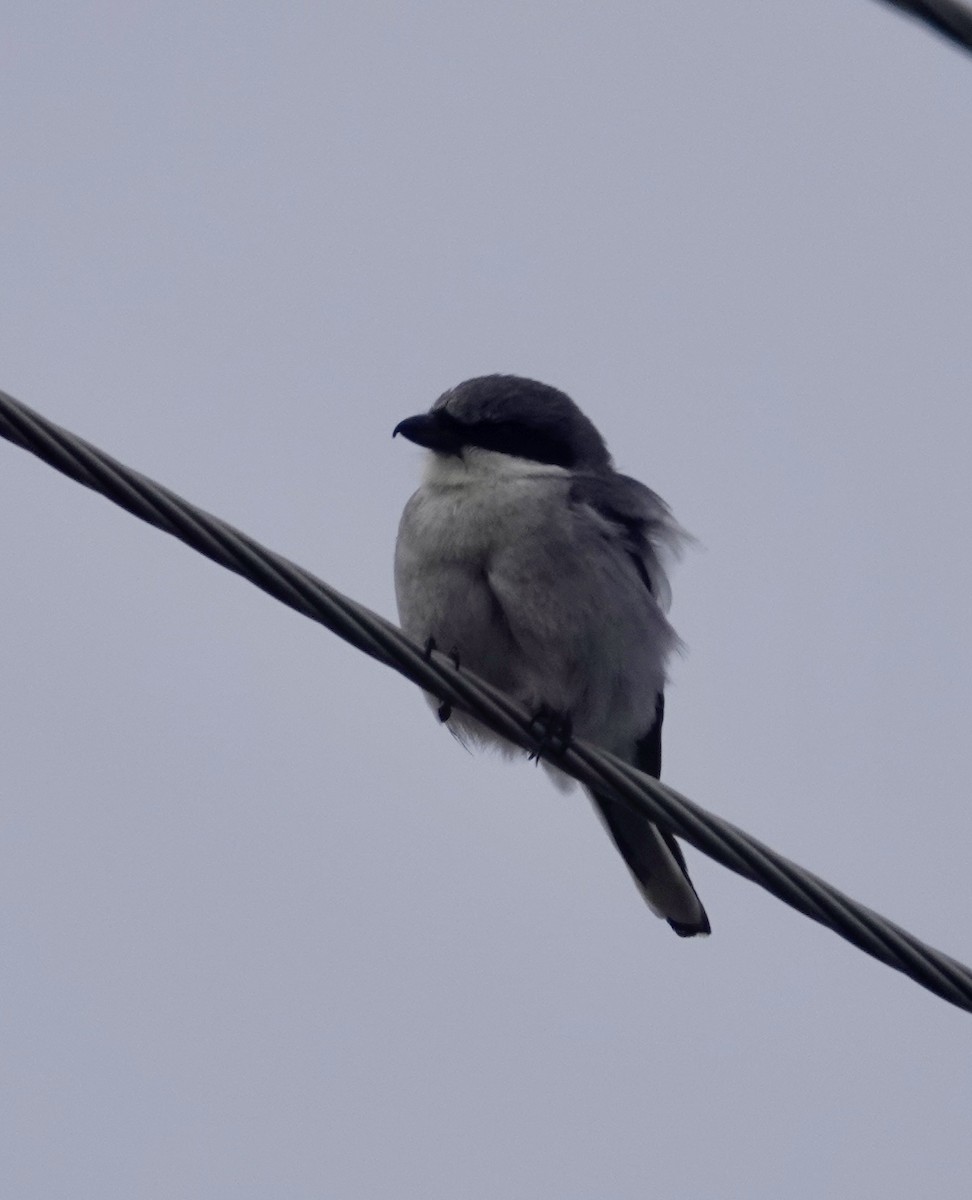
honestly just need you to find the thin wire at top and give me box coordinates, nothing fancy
[876,0,972,54]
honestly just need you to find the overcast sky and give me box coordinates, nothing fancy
[2,3,972,1197]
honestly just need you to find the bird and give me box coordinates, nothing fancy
[393,374,709,937]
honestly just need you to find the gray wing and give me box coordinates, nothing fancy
[568,471,686,611]
[571,474,710,936]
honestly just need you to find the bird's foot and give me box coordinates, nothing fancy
[527,705,573,761]
[423,637,460,723]
[423,636,461,670]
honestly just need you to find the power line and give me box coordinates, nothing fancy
[2,386,971,1013]
[875,0,972,53]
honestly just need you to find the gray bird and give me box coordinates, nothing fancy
[393,375,709,937]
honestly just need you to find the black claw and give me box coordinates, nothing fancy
[527,704,573,761]
[423,636,437,662]
[448,646,461,670]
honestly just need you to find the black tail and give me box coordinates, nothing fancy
[591,790,710,936]
[590,692,709,937]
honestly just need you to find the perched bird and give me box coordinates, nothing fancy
[393,375,709,937]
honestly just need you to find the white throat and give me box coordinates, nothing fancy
[421,447,569,488]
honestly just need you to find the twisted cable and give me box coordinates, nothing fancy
[2,386,971,1013]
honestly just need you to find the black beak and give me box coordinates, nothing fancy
[392,412,464,454]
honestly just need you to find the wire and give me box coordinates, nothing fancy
[875,0,972,53]
[2,384,971,1013]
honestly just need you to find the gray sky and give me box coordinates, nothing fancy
[3,3,972,1197]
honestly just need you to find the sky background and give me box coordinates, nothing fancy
[2,3,972,1197]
